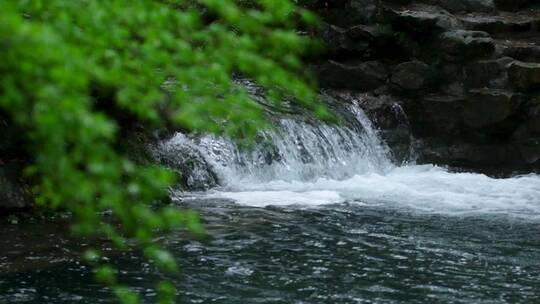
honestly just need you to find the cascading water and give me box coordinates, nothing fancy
[4,96,540,304]
[161,98,540,217]
[193,102,393,185]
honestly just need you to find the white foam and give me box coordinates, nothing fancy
[207,190,344,207]
[197,165,540,217]
[165,102,540,217]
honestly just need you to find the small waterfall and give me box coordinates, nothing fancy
[159,102,395,188]
[158,94,540,216]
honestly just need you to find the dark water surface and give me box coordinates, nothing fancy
[2,201,540,303]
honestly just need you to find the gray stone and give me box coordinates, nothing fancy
[495,39,540,62]
[508,61,540,91]
[461,88,520,128]
[418,138,509,168]
[155,136,219,191]
[387,4,461,34]
[404,94,467,137]
[458,11,540,35]
[439,30,495,61]
[390,60,431,92]
[465,57,513,88]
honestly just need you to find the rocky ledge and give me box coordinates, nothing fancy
[309,0,540,172]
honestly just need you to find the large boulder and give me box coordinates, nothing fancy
[439,30,495,61]
[315,60,388,91]
[461,88,521,129]
[155,134,219,191]
[508,61,540,92]
[390,60,432,93]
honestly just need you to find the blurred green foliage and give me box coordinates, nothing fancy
[0,0,324,303]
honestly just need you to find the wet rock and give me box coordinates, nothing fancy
[315,60,388,91]
[461,88,520,128]
[329,91,414,164]
[404,94,466,137]
[311,0,540,171]
[458,10,540,35]
[0,164,33,209]
[424,0,495,13]
[418,138,509,168]
[439,30,495,61]
[155,136,219,190]
[495,39,540,62]
[386,4,461,34]
[390,60,431,93]
[465,57,513,88]
[508,61,540,91]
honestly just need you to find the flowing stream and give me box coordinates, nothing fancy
[1,99,540,303]
[168,101,540,218]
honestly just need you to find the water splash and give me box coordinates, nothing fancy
[161,99,540,217]
[163,103,394,187]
